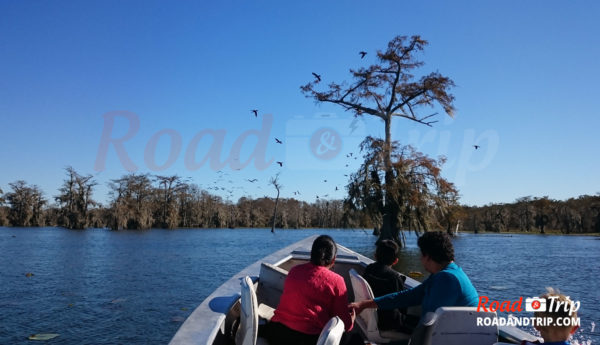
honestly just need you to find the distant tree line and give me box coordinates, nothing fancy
[0,168,362,230]
[460,195,600,234]
[1,168,598,234]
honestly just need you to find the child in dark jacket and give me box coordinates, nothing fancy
[362,239,413,332]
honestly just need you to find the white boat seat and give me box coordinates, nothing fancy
[236,276,269,345]
[411,307,498,345]
[316,316,345,345]
[348,268,411,343]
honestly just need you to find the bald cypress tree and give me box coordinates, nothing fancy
[302,35,455,244]
[55,167,97,229]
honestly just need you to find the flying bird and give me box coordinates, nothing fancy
[312,72,321,82]
[276,161,283,167]
[323,179,327,182]
[247,178,258,183]
[359,51,367,59]
[275,138,282,144]
[251,109,258,117]
[474,145,480,150]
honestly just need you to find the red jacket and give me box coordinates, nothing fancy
[271,262,354,334]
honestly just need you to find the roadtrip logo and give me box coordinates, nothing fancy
[476,296,581,327]
[477,296,580,314]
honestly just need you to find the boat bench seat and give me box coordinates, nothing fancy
[257,262,288,312]
[414,307,498,345]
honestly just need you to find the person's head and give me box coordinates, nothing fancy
[533,288,579,342]
[310,235,337,267]
[417,231,454,273]
[375,240,399,266]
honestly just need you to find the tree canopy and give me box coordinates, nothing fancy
[55,167,97,229]
[301,35,455,125]
[345,137,458,245]
[5,180,46,227]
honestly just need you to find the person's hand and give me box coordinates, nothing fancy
[349,306,356,324]
[348,299,376,315]
[348,301,364,315]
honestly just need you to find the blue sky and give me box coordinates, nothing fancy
[1,0,599,206]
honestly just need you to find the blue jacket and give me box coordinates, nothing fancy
[374,262,479,319]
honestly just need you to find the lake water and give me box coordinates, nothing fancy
[1,228,598,344]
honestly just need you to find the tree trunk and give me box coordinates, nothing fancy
[378,117,402,244]
[271,189,280,233]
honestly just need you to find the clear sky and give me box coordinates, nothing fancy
[1,0,599,207]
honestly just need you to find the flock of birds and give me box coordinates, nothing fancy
[214,50,483,202]
[201,162,347,202]
[243,107,351,201]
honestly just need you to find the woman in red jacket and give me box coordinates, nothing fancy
[265,235,356,345]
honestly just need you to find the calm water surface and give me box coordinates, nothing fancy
[1,228,598,344]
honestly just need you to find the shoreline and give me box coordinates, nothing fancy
[1,226,599,237]
[458,229,600,237]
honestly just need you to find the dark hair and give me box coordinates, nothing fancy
[310,235,337,266]
[417,231,454,264]
[375,240,399,265]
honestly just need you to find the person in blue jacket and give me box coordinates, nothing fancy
[349,231,479,324]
